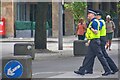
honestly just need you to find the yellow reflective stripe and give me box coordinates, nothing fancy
[86,19,100,39]
[88,22,92,28]
[99,19,106,36]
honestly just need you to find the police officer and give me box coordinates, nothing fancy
[85,10,119,74]
[74,9,112,76]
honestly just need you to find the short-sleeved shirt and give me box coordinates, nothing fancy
[91,18,99,30]
[99,18,103,30]
[77,23,86,35]
[106,21,115,33]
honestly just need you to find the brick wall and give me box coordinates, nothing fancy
[52,3,74,37]
[52,2,59,37]
[1,2,14,37]
[64,9,74,36]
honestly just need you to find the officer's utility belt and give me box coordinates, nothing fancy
[90,38,99,41]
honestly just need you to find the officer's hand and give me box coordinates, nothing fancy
[94,30,98,34]
[85,42,89,46]
[91,28,98,34]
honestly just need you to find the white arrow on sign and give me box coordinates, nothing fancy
[7,65,21,76]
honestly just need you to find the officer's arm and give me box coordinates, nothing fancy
[91,28,98,34]
[99,21,103,30]
[91,21,98,34]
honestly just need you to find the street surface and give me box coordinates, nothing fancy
[0,36,119,79]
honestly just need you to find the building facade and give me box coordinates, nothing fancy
[1,2,74,38]
[1,2,119,38]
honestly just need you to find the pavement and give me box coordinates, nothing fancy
[0,35,120,43]
[0,35,120,79]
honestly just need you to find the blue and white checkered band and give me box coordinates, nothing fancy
[88,10,96,15]
[96,13,100,15]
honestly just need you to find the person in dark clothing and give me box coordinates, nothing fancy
[74,9,112,76]
[85,10,119,75]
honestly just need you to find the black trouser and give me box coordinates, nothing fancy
[78,33,85,40]
[78,39,111,73]
[86,36,118,72]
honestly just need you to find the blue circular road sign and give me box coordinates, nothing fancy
[4,60,23,78]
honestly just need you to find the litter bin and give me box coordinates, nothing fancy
[14,43,35,60]
[2,56,32,79]
[0,17,6,38]
[73,40,88,56]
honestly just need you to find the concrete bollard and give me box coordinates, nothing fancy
[14,43,35,60]
[73,40,88,56]
[2,56,32,79]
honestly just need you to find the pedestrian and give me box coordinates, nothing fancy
[74,9,112,76]
[85,10,119,75]
[106,15,115,51]
[76,18,86,40]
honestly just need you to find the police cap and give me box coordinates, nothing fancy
[88,9,96,15]
[96,10,103,16]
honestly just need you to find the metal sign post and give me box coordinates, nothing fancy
[58,1,63,50]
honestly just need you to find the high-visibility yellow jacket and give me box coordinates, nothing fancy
[99,19,106,36]
[85,19,100,40]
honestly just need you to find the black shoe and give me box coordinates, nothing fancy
[85,71,93,74]
[74,70,85,75]
[102,72,112,76]
[112,69,119,74]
